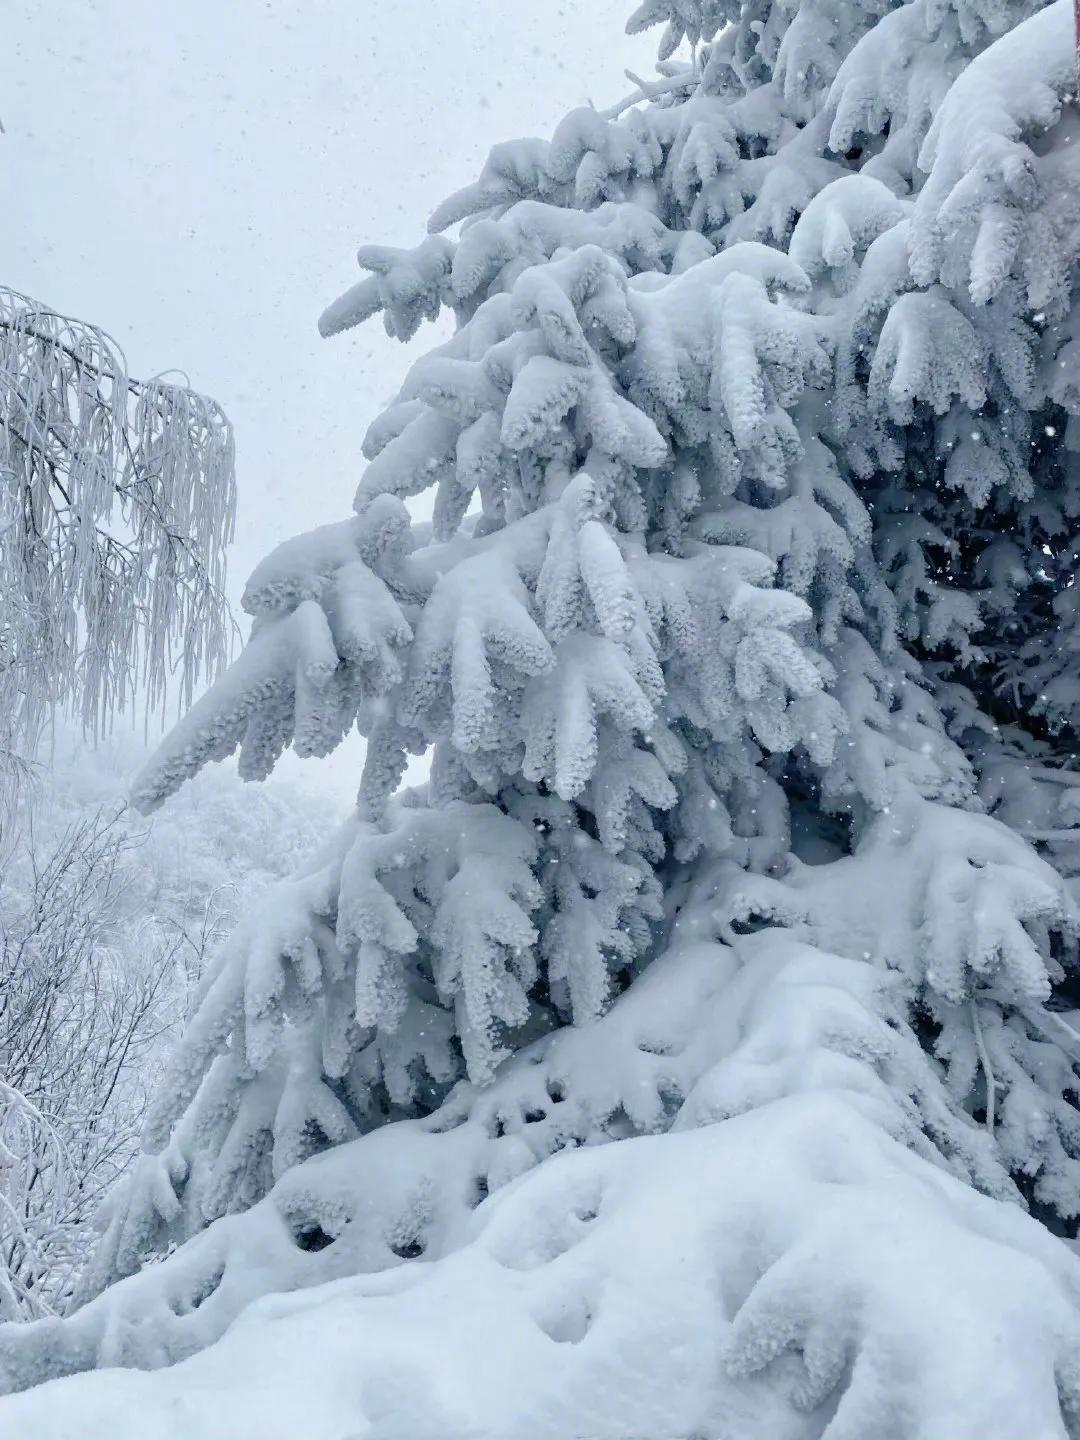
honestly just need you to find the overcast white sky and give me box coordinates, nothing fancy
[1,0,653,797]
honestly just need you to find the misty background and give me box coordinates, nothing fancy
[1,0,651,797]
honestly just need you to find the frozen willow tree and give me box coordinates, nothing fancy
[0,288,235,814]
[8,2,1080,1437]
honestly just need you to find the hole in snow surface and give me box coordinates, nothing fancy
[293,1222,336,1253]
[535,1295,594,1345]
[491,1184,603,1270]
[169,1264,224,1317]
[658,1083,685,1120]
[729,914,772,936]
[637,1037,676,1056]
[389,1235,426,1260]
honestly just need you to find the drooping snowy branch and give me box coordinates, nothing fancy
[0,288,236,806]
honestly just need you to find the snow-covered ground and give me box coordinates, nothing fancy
[4,918,1080,1439]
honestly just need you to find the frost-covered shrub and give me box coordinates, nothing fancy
[0,738,331,1321]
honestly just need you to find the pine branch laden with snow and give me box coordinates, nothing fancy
[0,289,236,817]
[8,1,1080,1436]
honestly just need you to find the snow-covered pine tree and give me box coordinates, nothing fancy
[6,2,1080,1435]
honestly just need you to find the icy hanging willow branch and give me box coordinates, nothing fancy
[0,287,237,785]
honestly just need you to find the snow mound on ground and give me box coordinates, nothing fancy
[2,1077,1079,1440]
[4,916,1080,1439]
